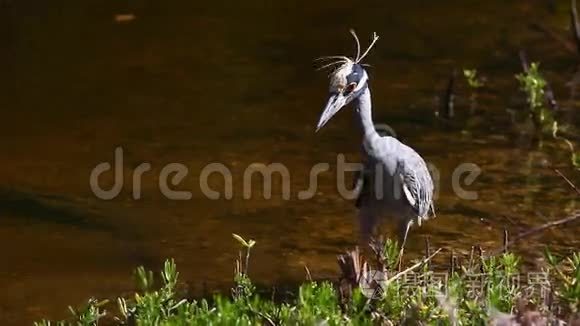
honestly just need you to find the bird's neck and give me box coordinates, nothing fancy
[353,86,379,149]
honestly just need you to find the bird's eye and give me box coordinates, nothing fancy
[344,82,357,94]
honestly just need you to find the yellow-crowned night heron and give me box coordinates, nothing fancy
[315,31,435,252]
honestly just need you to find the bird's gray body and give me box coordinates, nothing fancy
[355,133,434,240]
[351,87,434,246]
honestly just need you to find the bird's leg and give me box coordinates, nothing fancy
[358,204,378,244]
[397,220,412,271]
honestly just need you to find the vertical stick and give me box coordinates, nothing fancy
[571,0,580,54]
[477,245,485,274]
[441,69,456,119]
[503,229,509,253]
[449,249,455,275]
[468,246,475,271]
[519,50,530,73]
[424,236,431,272]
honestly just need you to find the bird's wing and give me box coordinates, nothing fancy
[395,155,434,223]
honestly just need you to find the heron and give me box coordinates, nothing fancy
[315,30,435,254]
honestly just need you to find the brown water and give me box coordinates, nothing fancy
[1,0,579,324]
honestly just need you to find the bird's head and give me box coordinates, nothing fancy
[315,30,379,132]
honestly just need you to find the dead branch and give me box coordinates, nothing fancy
[519,50,530,73]
[385,248,442,286]
[554,168,580,197]
[492,211,580,255]
[572,0,580,53]
[337,247,368,287]
[303,264,313,282]
[529,23,577,55]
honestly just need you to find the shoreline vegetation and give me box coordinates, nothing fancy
[34,230,579,325]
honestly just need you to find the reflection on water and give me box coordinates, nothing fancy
[0,0,579,323]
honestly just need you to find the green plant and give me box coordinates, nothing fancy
[115,259,187,324]
[232,233,257,299]
[482,253,521,313]
[515,62,553,134]
[135,266,154,292]
[295,282,343,325]
[378,237,401,271]
[463,68,485,114]
[35,299,107,326]
[463,69,484,89]
[546,249,580,313]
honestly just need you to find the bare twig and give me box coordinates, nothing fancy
[502,214,519,226]
[424,236,431,268]
[385,248,442,286]
[554,168,580,196]
[503,229,509,254]
[337,247,368,286]
[468,246,475,271]
[492,211,580,255]
[520,50,530,73]
[360,250,441,306]
[271,286,276,302]
[572,0,580,54]
[337,247,368,307]
[529,23,577,55]
[511,211,580,243]
[449,249,456,275]
[303,265,313,282]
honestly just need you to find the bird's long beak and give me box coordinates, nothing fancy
[316,93,347,132]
